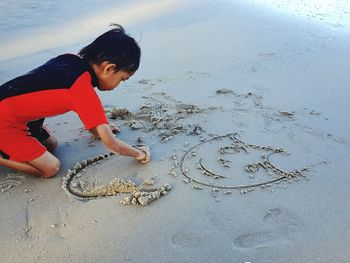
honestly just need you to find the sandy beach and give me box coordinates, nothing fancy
[1,0,350,262]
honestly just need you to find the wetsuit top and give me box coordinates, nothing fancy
[0,53,108,130]
[0,54,108,162]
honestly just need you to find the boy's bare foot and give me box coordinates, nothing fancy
[41,136,58,152]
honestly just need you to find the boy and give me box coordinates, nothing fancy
[0,25,150,178]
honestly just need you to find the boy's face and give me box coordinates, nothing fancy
[94,62,134,91]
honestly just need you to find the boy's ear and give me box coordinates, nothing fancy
[104,63,117,74]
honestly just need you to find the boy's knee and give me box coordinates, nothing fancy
[41,159,60,178]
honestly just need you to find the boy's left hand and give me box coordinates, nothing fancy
[134,144,151,164]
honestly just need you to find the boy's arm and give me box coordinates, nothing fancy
[95,123,150,163]
[89,123,120,139]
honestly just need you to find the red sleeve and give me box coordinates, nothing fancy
[68,72,108,130]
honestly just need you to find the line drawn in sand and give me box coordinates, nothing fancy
[62,152,172,206]
[0,173,25,193]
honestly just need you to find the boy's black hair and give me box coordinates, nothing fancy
[79,24,141,72]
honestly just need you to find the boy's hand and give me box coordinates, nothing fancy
[134,144,151,164]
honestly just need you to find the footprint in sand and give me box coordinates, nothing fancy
[233,231,279,249]
[171,231,205,248]
[233,207,300,249]
[263,208,300,233]
[50,208,69,239]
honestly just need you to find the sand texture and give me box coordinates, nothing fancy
[1,1,350,262]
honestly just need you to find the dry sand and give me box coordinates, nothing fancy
[1,0,350,262]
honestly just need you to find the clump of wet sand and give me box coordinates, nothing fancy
[105,92,206,141]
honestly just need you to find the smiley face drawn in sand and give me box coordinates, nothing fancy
[180,133,308,192]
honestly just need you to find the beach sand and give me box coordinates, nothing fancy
[1,0,350,262]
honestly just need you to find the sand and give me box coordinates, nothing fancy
[1,0,350,262]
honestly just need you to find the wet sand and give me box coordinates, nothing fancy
[1,0,350,262]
